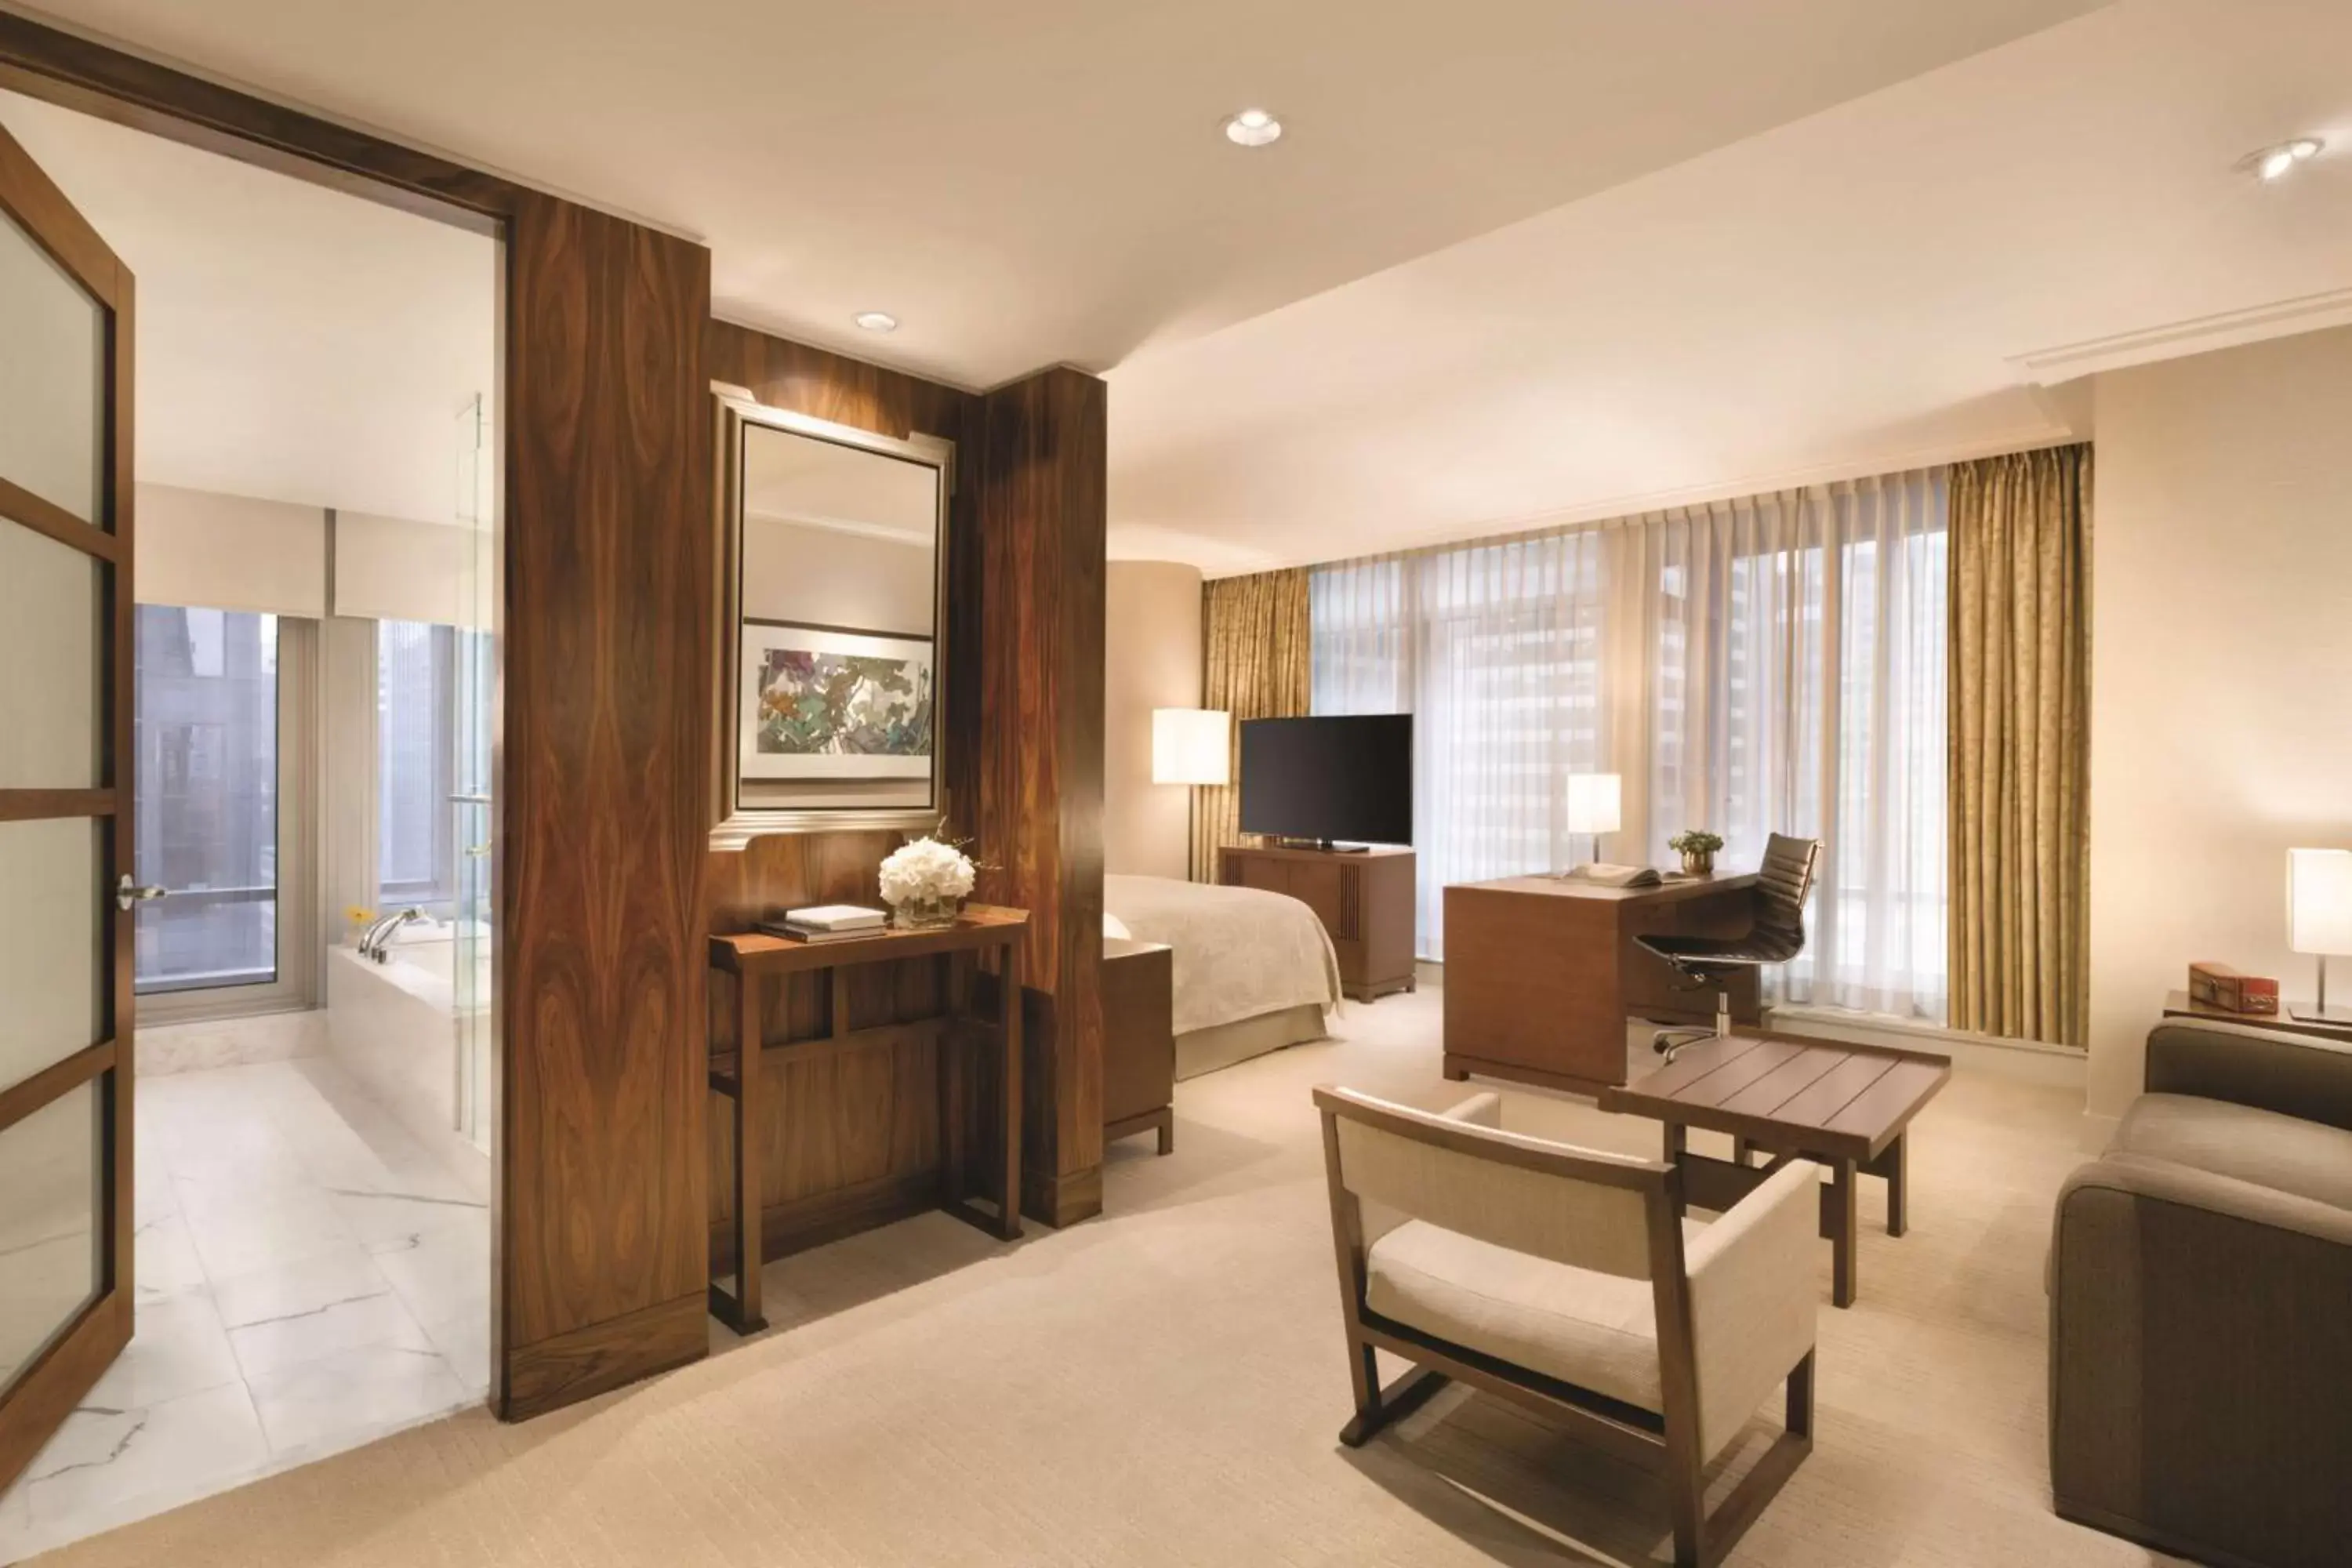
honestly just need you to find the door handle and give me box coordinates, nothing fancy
[116,875,168,912]
[463,844,491,858]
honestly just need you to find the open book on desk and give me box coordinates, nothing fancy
[1555,863,1661,888]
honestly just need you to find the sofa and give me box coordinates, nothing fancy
[2049,1019,2352,1568]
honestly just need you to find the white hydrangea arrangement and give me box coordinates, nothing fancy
[877,836,976,909]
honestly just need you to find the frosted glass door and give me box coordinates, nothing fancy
[0,120,136,1491]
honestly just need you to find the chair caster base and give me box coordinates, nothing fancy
[1652,1028,1716,1062]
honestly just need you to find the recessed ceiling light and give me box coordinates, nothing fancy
[1223,107,1283,148]
[854,310,898,332]
[2246,137,2325,181]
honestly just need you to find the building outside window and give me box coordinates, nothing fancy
[132,607,280,993]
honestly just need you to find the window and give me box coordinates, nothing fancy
[132,607,280,993]
[377,619,457,914]
[1310,470,1949,1024]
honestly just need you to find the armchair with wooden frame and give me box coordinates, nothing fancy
[1315,1085,1821,1568]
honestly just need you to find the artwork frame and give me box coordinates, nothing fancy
[739,620,935,782]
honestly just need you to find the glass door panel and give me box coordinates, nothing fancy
[0,524,101,789]
[0,203,103,528]
[0,1085,102,1392]
[0,819,103,1090]
[451,394,493,1152]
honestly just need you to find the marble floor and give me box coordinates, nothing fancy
[0,1054,489,1564]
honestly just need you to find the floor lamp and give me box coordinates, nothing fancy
[1154,708,1231,880]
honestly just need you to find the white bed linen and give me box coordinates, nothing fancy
[1102,873,1341,1036]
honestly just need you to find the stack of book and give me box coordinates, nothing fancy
[757,905,888,944]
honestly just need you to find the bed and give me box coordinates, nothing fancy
[1102,873,1340,1078]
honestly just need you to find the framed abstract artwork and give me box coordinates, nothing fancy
[739,622,934,781]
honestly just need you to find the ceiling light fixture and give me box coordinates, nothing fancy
[1223,107,1283,148]
[854,310,898,332]
[2245,137,2325,181]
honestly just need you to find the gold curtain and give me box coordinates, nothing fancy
[1190,569,1312,881]
[1949,444,2092,1046]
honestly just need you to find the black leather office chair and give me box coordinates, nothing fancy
[1638,833,1821,1062]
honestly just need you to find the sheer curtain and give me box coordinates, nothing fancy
[1311,469,1948,1023]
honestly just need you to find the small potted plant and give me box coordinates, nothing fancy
[877,827,980,930]
[1668,829,1723,877]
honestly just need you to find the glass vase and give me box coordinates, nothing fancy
[890,894,962,931]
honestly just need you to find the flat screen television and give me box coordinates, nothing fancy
[1238,715,1413,848]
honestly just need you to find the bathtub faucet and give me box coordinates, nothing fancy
[359,907,426,962]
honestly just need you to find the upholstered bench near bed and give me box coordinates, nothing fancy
[1104,873,1340,1078]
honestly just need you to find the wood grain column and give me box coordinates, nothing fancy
[495,193,714,1418]
[973,366,1108,1228]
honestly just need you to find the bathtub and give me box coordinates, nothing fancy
[325,927,492,1193]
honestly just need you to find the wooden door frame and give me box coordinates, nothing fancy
[0,113,135,1490]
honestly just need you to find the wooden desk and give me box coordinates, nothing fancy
[706,906,1026,1334]
[2161,989,2352,1041]
[1599,1032,1951,1308]
[1443,873,1760,1094]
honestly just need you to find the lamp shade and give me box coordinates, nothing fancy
[1152,708,1231,786]
[1565,772,1622,836]
[2288,848,2352,956]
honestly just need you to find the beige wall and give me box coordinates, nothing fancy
[743,515,935,635]
[1104,561,1203,878]
[2085,326,2352,1123]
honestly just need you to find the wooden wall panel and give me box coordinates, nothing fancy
[496,193,714,1416]
[974,367,1108,1227]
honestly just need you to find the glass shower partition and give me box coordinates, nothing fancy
[451,394,495,1154]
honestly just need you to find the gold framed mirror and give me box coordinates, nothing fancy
[710,384,953,849]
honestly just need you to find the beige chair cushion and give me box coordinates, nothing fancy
[1365,1218,1693,1414]
[2113,1093,2352,1211]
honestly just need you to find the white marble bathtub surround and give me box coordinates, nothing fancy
[322,946,492,1201]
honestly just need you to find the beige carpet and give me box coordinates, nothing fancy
[31,986,2185,1567]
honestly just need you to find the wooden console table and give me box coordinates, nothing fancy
[706,905,1027,1334]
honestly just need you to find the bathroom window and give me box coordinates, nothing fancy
[132,607,281,993]
[377,619,460,915]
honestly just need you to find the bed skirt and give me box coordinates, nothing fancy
[1174,1003,1330,1080]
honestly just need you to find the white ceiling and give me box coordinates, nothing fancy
[6,0,2348,573]
[15,0,2099,387]
[1106,0,2352,572]
[0,85,495,528]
